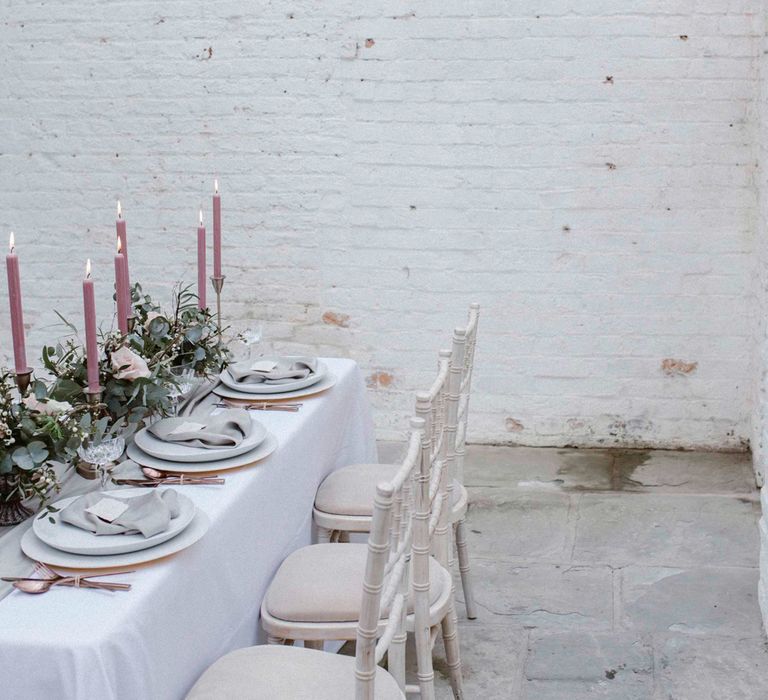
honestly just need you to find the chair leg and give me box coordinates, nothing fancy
[455,518,477,620]
[388,622,407,692]
[316,526,333,544]
[303,640,324,651]
[441,602,464,699]
[414,623,436,700]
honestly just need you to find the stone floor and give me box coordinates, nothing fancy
[378,443,767,699]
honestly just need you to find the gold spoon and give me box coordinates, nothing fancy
[10,577,131,594]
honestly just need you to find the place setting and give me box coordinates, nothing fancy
[127,406,278,474]
[213,355,337,403]
[20,484,210,572]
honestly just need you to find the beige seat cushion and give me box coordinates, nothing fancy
[186,645,404,700]
[315,463,399,516]
[264,543,445,623]
[316,464,466,519]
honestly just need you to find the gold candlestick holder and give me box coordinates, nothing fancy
[210,275,226,339]
[14,369,32,397]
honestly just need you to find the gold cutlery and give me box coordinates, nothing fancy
[214,400,302,412]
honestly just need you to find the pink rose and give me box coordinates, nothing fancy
[111,346,151,381]
[23,395,72,415]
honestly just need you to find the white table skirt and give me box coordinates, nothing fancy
[0,358,377,700]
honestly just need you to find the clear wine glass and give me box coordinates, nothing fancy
[233,323,263,363]
[168,366,197,416]
[77,436,125,488]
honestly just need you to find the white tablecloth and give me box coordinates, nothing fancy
[0,358,376,700]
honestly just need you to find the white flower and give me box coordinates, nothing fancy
[23,395,73,416]
[111,346,151,381]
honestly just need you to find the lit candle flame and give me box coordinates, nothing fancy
[117,200,122,219]
[8,232,15,253]
[214,179,219,195]
[199,209,204,226]
[117,237,122,254]
[86,259,92,279]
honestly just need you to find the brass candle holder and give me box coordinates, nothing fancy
[14,369,32,397]
[210,275,225,339]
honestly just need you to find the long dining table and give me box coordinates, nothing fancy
[0,358,377,699]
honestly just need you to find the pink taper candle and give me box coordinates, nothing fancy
[197,209,207,309]
[114,239,129,335]
[212,179,222,278]
[116,200,131,312]
[5,233,28,373]
[83,260,100,393]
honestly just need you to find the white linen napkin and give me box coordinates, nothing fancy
[227,357,317,385]
[59,490,180,537]
[147,409,252,449]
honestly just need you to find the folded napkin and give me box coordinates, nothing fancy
[147,409,252,449]
[227,357,318,386]
[60,490,180,538]
[178,378,219,417]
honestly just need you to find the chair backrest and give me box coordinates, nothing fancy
[415,350,455,569]
[355,417,424,700]
[454,303,480,485]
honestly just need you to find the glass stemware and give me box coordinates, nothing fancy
[77,436,125,487]
[235,323,263,363]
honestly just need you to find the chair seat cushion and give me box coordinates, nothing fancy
[264,543,445,623]
[316,463,467,519]
[186,645,404,699]
[315,463,400,516]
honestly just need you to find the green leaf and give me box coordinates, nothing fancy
[185,326,203,344]
[11,447,34,470]
[27,441,49,464]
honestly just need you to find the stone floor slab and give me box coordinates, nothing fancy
[572,493,758,567]
[525,631,653,681]
[613,449,755,495]
[466,487,573,562]
[430,623,527,698]
[462,445,616,491]
[468,558,614,631]
[620,566,762,636]
[653,633,768,700]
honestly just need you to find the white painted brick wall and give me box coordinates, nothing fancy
[752,0,768,636]
[0,1,762,449]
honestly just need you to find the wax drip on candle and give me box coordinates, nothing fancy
[9,232,15,253]
[86,259,92,278]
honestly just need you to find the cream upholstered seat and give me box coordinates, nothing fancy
[315,463,399,518]
[264,543,446,623]
[186,645,404,700]
[316,467,467,521]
